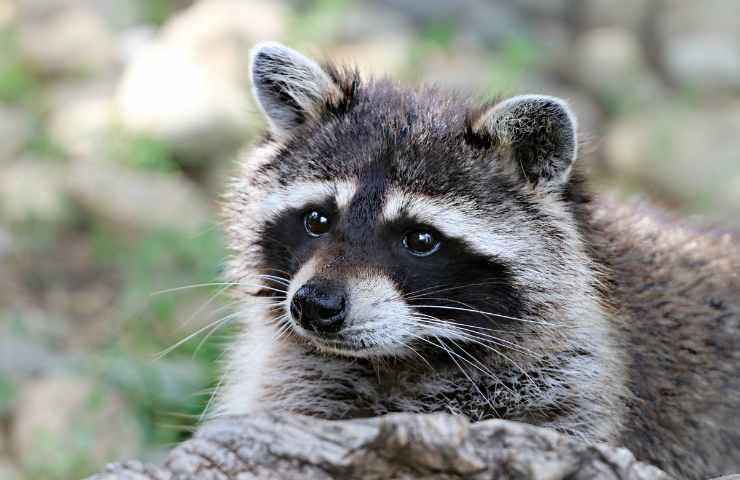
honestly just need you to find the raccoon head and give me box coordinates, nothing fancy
[224,42,596,361]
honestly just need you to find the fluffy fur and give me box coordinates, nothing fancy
[213,42,740,479]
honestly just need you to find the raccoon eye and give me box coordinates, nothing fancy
[403,230,441,256]
[304,210,331,237]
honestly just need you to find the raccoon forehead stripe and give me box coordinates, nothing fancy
[382,190,520,260]
[258,179,357,216]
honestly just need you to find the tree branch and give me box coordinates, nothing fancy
[88,413,673,480]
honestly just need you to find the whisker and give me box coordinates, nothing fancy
[412,316,539,358]
[412,317,542,395]
[255,274,291,286]
[150,282,239,296]
[411,304,559,327]
[426,334,500,417]
[178,284,235,330]
[155,315,233,360]
[404,280,513,301]
[191,311,240,358]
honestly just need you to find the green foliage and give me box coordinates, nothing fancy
[87,224,228,443]
[104,128,177,172]
[287,0,353,44]
[0,374,17,416]
[485,35,541,93]
[0,29,39,103]
[25,121,66,160]
[141,0,180,25]
[419,19,457,50]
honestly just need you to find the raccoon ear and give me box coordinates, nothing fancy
[471,95,578,187]
[250,41,341,138]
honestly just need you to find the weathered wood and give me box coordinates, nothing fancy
[89,413,676,479]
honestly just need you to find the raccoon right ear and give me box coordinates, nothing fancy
[250,41,341,139]
[469,95,578,189]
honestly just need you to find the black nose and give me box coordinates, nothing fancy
[290,282,347,334]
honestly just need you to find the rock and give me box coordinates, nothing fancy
[605,101,740,216]
[583,0,651,30]
[12,375,141,477]
[0,0,15,29]
[0,158,69,223]
[657,1,740,93]
[115,0,287,159]
[116,25,158,67]
[0,227,12,260]
[332,3,411,43]
[0,462,21,480]
[16,4,116,77]
[66,159,211,233]
[88,413,671,479]
[417,43,494,91]
[0,335,67,381]
[378,0,526,46]
[573,27,664,110]
[115,43,250,159]
[46,81,116,158]
[0,106,33,164]
[327,35,413,78]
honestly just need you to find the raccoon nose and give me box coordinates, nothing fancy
[290,282,347,334]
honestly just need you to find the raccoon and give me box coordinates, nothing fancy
[214,42,740,479]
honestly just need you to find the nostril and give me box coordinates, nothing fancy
[316,297,345,320]
[291,282,347,334]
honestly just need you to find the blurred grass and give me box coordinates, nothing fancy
[0,29,39,104]
[103,127,178,172]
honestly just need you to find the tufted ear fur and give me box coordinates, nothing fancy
[250,42,342,139]
[469,95,578,188]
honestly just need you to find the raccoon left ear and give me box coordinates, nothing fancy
[250,41,342,139]
[471,95,578,187]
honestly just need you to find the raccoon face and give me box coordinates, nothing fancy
[225,42,588,360]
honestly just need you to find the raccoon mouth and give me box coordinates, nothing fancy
[299,331,389,358]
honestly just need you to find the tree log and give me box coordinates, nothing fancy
[89,413,674,480]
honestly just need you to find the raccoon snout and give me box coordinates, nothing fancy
[290,281,347,334]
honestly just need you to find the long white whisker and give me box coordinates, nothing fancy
[412,316,539,358]
[426,334,500,417]
[192,311,241,358]
[255,274,291,286]
[413,317,542,396]
[150,282,239,296]
[411,304,559,327]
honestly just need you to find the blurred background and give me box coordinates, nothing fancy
[0,0,739,478]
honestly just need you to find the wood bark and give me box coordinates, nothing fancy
[88,413,683,479]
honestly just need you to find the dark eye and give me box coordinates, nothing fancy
[403,230,441,256]
[304,210,331,237]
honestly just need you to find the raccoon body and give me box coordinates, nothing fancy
[214,42,740,479]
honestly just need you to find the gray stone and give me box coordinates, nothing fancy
[583,0,651,30]
[0,106,33,164]
[115,0,286,159]
[573,27,664,109]
[66,159,211,233]
[88,413,671,479]
[0,158,69,223]
[657,0,740,92]
[115,42,251,158]
[17,4,116,76]
[46,81,116,158]
[0,462,21,480]
[605,101,740,217]
[0,335,67,381]
[0,227,12,260]
[13,375,141,477]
